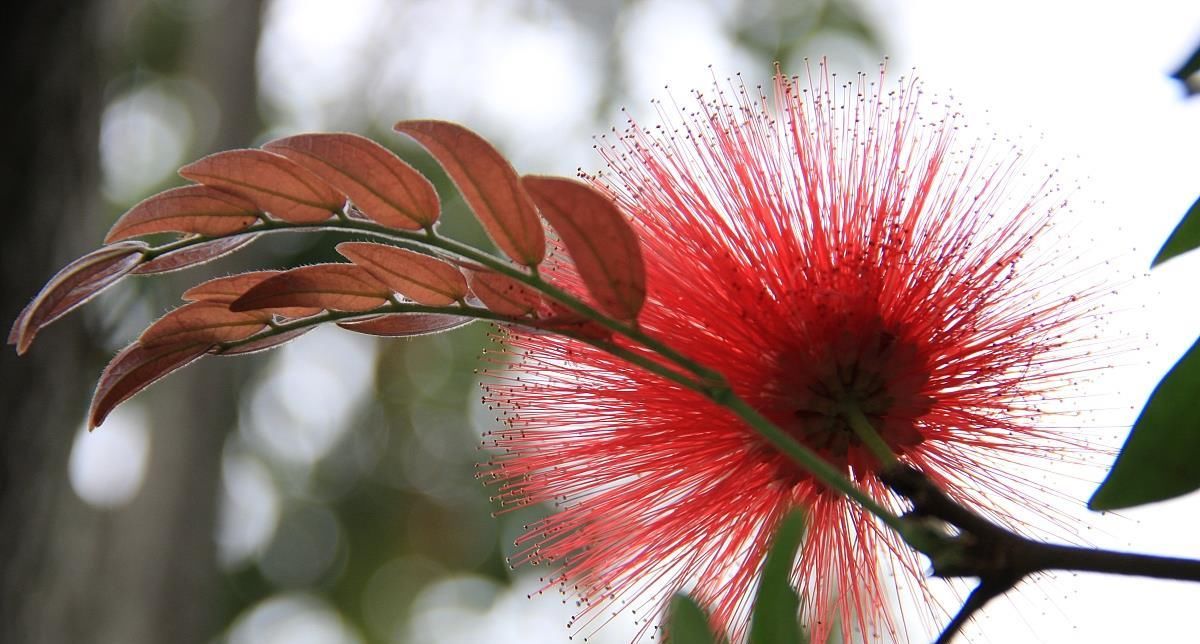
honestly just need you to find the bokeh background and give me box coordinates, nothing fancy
[2,1,1199,643]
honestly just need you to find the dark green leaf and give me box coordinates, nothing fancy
[1151,194,1200,267]
[1090,336,1200,510]
[749,509,808,644]
[668,593,718,644]
[1171,42,1200,96]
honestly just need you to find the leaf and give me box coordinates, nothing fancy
[89,341,210,429]
[139,302,270,349]
[1151,194,1200,267]
[1089,336,1200,510]
[182,271,322,318]
[179,149,343,223]
[336,241,467,306]
[467,269,542,318]
[338,313,472,336]
[522,175,646,321]
[264,132,439,229]
[132,234,258,274]
[230,263,392,313]
[216,327,314,356]
[394,120,545,266]
[105,185,260,242]
[9,241,147,354]
[183,271,281,302]
[668,594,718,644]
[749,510,808,644]
[1171,43,1200,96]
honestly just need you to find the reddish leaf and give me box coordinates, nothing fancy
[182,271,322,318]
[339,313,472,336]
[132,234,258,274]
[140,301,270,349]
[264,133,439,230]
[89,342,210,429]
[216,327,314,356]
[9,241,147,354]
[522,176,646,321]
[183,271,280,302]
[394,120,545,266]
[179,149,342,223]
[468,269,542,318]
[336,242,467,306]
[230,263,392,313]
[105,185,260,242]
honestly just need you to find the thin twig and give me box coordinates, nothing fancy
[933,580,1012,644]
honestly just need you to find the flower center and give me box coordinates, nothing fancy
[773,315,933,469]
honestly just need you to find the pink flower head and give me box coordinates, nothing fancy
[483,63,1096,642]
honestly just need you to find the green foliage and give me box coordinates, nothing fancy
[749,510,809,644]
[1151,194,1200,267]
[1091,336,1200,509]
[1171,43,1200,95]
[668,594,719,644]
[729,0,880,68]
[1094,168,1200,510]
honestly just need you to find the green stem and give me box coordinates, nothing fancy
[219,301,708,395]
[404,228,722,382]
[716,393,908,534]
[146,219,723,383]
[216,303,495,352]
[215,278,909,531]
[150,220,909,533]
[840,404,898,467]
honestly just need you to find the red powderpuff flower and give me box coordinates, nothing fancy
[483,65,1097,643]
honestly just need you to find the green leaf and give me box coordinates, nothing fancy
[1170,42,1200,96]
[1090,335,1200,510]
[1151,194,1200,267]
[749,509,808,644]
[668,593,718,644]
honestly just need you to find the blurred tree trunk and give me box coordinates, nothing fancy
[0,2,264,643]
[0,4,107,643]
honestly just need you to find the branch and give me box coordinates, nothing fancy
[882,463,1200,642]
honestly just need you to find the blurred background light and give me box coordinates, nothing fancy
[227,593,363,644]
[68,403,151,509]
[217,443,281,568]
[241,326,376,468]
[100,81,195,203]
